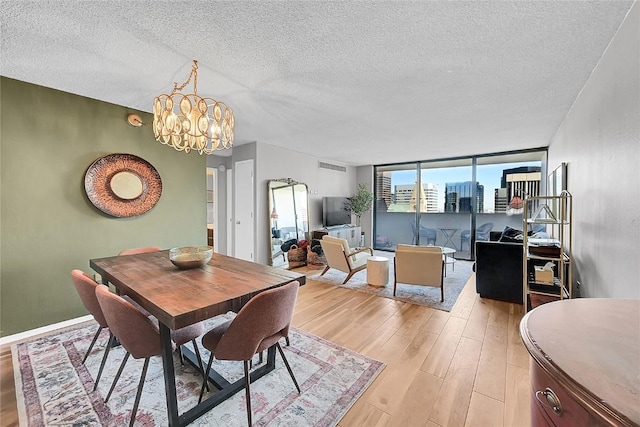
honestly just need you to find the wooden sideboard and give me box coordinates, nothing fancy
[520,298,640,426]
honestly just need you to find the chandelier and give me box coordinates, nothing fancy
[153,60,234,155]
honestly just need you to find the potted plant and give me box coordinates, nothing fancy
[346,183,374,227]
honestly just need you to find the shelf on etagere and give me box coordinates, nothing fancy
[525,251,571,262]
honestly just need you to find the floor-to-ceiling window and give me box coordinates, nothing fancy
[373,149,546,260]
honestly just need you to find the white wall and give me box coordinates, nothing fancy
[548,2,639,298]
[356,165,374,246]
[255,142,358,265]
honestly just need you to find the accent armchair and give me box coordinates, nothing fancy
[393,244,445,301]
[319,235,373,284]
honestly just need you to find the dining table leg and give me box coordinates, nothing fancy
[160,323,180,426]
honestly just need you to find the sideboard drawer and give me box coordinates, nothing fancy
[530,360,600,426]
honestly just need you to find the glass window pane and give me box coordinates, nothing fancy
[374,164,418,249]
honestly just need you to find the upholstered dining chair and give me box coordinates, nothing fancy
[319,235,373,284]
[118,246,162,256]
[393,244,445,302]
[198,280,301,426]
[71,270,112,366]
[71,269,172,391]
[95,284,163,427]
[117,246,206,377]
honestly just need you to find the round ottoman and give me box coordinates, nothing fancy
[367,256,389,287]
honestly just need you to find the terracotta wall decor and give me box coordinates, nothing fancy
[84,153,162,217]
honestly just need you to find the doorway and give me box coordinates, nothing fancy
[206,168,218,250]
[234,159,254,261]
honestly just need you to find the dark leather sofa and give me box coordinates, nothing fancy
[475,240,523,304]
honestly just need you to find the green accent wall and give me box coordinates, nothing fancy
[0,77,207,336]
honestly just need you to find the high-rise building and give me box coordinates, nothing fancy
[375,171,392,210]
[394,184,414,205]
[392,182,432,212]
[424,183,439,212]
[494,166,542,212]
[444,181,484,213]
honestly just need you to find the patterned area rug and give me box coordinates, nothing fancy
[12,314,384,426]
[308,253,474,312]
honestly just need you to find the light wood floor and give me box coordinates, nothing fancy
[0,270,531,426]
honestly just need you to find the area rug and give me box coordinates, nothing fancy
[308,253,474,312]
[12,314,384,426]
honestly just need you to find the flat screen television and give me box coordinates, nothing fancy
[322,197,351,227]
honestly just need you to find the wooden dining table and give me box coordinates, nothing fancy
[90,250,306,427]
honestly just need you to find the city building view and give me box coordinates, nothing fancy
[373,155,545,260]
[376,165,541,214]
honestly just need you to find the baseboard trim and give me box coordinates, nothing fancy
[0,315,93,346]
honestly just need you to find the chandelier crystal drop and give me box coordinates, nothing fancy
[153,60,234,155]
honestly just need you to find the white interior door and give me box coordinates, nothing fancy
[234,160,254,261]
[226,168,233,255]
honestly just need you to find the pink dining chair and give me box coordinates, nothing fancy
[117,246,206,375]
[95,284,163,427]
[118,246,162,256]
[71,269,110,364]
[198,280,301,426]
[71,269,119,392]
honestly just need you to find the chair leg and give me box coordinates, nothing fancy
[128,358,150,427]
[343,270,357,284]
[243,360,252,426]
[285,336,290,347]
[83,326,104,363]
[191,339,209,392]
[276,343,300,393]
[198,354,215,404]
[93,332,115,391]
[440,264,445,302]
[105,352,131,402]
[320,265,330,276]
[177,345,184,365]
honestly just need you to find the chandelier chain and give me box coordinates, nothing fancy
[171,60,199,95]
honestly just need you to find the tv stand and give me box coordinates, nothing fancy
[324,224,353,230]
[313,225,361,248]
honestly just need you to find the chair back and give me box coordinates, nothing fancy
[476,223,494,240]
[215,280,300,361]
[320,236,352,272]
[394,244,443,287]
[118,246,162,256]
[95,285,162,359]
[71,269,108,328]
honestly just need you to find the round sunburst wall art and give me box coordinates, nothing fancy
[84,153,162,218]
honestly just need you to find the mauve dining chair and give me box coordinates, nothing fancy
[95,284,164,427]
[71,269,121,393]
[71,269,110,364]
[198,280,301,426]
[117,245,207,379]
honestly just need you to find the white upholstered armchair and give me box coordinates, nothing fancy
[393,244,444,301]
[319,235,373,284]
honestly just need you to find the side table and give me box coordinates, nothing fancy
[367,256,389,287]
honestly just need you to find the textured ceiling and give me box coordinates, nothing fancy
[0,1,633,165]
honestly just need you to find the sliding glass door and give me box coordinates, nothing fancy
[419,158,473,259]
[373,164,419,248]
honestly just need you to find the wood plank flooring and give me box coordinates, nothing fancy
[0,270,531,426]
